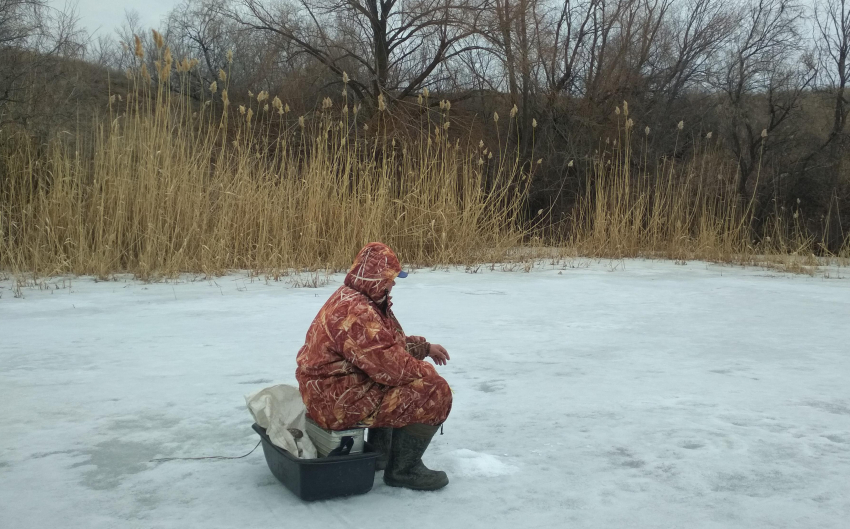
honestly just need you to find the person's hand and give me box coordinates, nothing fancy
[428,344,450,366]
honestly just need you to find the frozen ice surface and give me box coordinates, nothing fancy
[1,260,849,528]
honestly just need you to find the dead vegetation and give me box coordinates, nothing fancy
[1,31,848,280]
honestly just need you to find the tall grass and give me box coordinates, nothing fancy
[567,118,749,261]
[1,47,847,278]
[558,106,849,269]
[0,50,533,278]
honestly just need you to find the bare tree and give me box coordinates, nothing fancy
[229,0,484,107]
[540,0,601,98]
[652,0,733,102]
[0,0,85,123]
[536,0,693,152]
[525,0,620,156]
[475,0,542,151]
[113,10,151,70]
[719,0,815,197]
[168,0,234,84]
[815,0,850,151]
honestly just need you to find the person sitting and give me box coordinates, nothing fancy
[295,242,453,491]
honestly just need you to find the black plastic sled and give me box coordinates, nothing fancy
[252,423,378,501]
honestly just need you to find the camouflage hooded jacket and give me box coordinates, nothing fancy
[295,242,434,430]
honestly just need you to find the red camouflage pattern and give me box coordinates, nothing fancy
[295,242,452,430]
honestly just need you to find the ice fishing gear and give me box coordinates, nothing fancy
[253,423,379,501]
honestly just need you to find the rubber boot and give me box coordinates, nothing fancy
[383,423,448,491]
[368,427,393,471]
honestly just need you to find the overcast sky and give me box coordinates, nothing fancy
[63,0,177,38]
[63,0,823,43]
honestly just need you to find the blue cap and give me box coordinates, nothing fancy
[397,270,409,278]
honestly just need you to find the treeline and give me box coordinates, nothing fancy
[2,0,849,252]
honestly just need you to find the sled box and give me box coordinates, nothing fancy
[252,423,378,501]
[305,418,366,457]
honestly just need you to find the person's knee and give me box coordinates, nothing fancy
[430,375,452,419]
[428,373,449,395]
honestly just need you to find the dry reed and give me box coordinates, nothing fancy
[559,103,849,271]
[0,49,533,278]
[1,52,847,279]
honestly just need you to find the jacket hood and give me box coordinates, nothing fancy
[344,242,403,303]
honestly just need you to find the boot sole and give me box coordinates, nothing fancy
[383,476,449,491]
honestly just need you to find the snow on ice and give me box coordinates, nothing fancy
[1,260,849,528]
